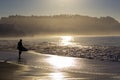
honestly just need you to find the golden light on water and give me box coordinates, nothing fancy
[47,55,74,69]
[61,36,72,41]
[60,36,74,46]
[49,73,64,80]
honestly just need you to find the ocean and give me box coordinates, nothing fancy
[0,36,120,61]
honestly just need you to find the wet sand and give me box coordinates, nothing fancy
[0,51,120,80]
[0,62,26,80]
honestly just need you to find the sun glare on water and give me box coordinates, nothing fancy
[49,73,64,80]
[47,55,74,69]
[60,36,74,46]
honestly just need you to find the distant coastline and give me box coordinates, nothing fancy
[0,14,120,37]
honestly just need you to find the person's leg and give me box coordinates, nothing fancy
[19,50,22,59]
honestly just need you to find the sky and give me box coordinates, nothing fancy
[0,0,120,21]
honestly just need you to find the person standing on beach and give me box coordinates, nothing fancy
[17,39,28,59]
[17,39,23,59]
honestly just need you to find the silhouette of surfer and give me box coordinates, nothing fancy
[17,39,28,59]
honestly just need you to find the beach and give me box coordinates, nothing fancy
[0,51,120,80]
[0,62,26,80]
[0,37,120,80]
[0,0,120,79]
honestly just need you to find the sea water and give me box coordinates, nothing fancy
[0,36,120,61]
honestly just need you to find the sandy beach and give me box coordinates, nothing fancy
[0,62,25,80]
[0,51,120,80]
[0,51,32,80]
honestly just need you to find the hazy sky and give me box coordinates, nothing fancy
[0,0,120,21]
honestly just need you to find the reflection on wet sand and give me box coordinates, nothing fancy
[49,72,64,80]
[1,51,120,80]
[46,55,75,69]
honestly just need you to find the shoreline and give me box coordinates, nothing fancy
[0,51,120,80]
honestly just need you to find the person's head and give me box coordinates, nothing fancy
[20,39,22,42]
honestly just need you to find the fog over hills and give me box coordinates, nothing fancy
[0,15,120,37]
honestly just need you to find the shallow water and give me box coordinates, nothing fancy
[1,36,120,61]
[1,36,120,50]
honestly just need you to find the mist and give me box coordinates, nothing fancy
[0,15,120,37]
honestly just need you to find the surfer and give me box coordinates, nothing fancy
[17,39,28,59]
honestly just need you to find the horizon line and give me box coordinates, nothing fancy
[0,14,119,22]
[0,13,115,18]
